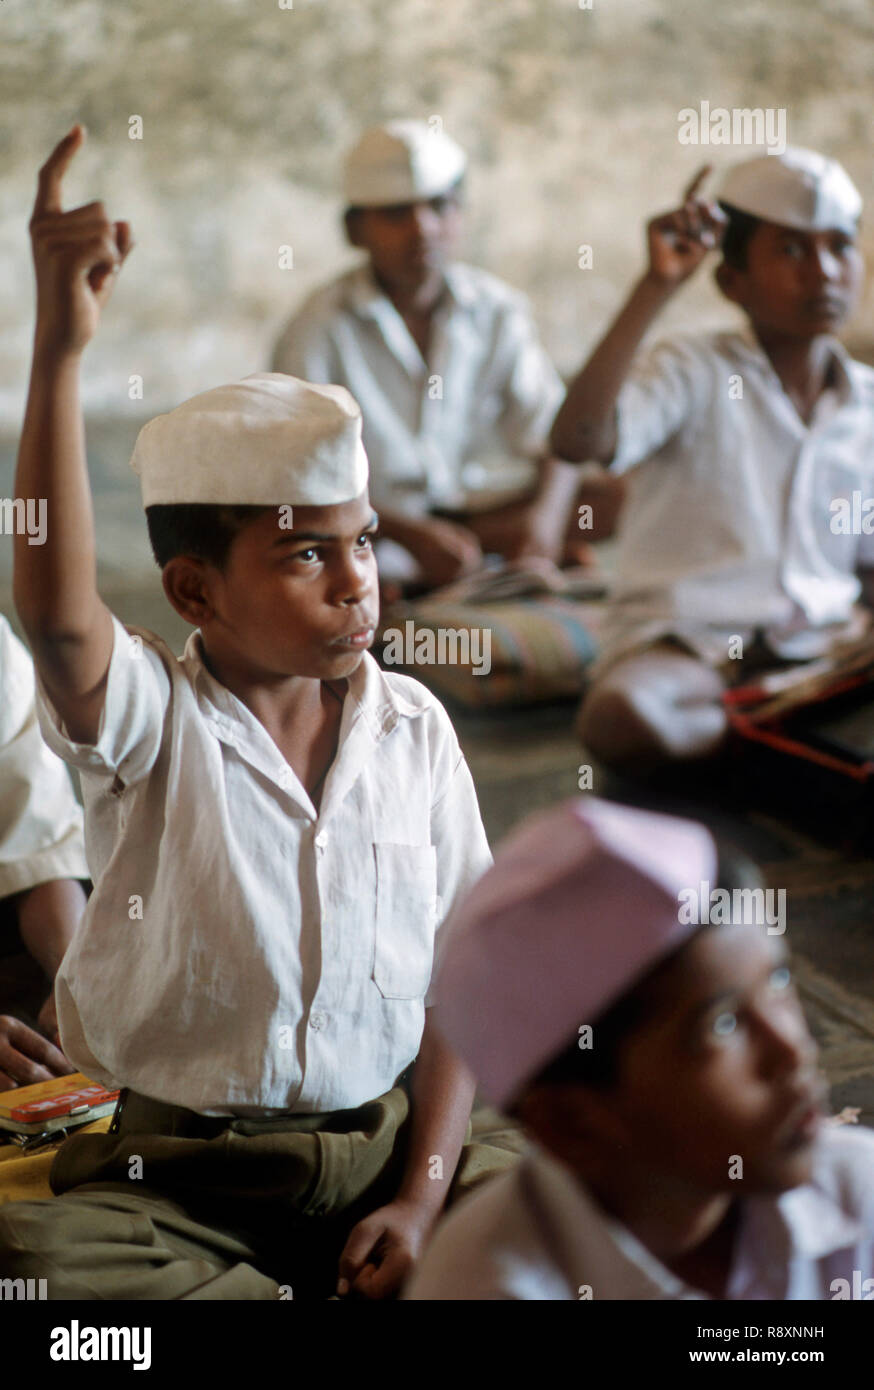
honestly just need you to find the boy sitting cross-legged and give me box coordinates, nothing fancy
[0,125,515,1300]
[551,149,874,770]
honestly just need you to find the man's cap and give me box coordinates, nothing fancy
[431,797,717,1110]
[130,373,369,508]
[718,147,862,235]
[343,120,467,209]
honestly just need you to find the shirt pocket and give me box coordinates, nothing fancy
[372,843,438,1000]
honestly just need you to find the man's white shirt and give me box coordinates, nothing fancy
[34,616,491,1116]
[0,614,88,898]
[596,328,874,670]
[272,262,565,516]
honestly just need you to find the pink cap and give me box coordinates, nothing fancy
[432,797,717,1109]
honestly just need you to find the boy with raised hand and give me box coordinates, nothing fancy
[407,798,874,1300]
[272,120,585,593]
[0,124,505,1300]
[550,150,874,769]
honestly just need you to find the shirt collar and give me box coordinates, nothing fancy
[731,322,859,407]
[181,634,425,739]
[523,1137,864,1301]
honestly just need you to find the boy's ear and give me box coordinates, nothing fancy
[161,556,217,626]
[714,260,744,306]
[516,1082,629,1159]
[343,208,365,249]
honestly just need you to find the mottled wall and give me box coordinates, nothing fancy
[1,0,873,501]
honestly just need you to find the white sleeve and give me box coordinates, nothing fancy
[494,301,567,459]
[611,336,708,476]
[426,721,492,1008]
[34,614,171,790]
[271,311,338,385]
[0,617,89,895]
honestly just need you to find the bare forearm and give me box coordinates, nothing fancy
[551,273,676,462]
[531,455,582,516]
[14,350,101,637]
[397,1015,477,1216]
[16,877,86,979]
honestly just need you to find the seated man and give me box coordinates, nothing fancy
[550,148,874,769]
[272,119,590,594]
[407,798,874,1300]
[0,127,515,1301]
[0,614,87,1090]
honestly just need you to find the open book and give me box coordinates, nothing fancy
[0,1073,119,1141]
[728,630,874,726]
[426,558,609,605]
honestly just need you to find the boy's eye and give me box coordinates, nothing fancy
[781,240,804,258]
[768,965,792,992]
[293,547,320,563]
[357,532,374,548]
[711,1011,738,1038]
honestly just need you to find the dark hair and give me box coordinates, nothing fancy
[520,842,764,1098]
[344,175,465,224]
[145,503,272,570]
[718,202,763,270]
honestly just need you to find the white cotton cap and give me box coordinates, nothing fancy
[431,797,717,1110]
[343,120,467,208]
[130,373,369,507]
[718,147,862,235]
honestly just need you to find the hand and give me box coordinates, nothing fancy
[0,1014,74,1091]
[645,166,727,288]
[29,124,134,357]
[336,1198,436,1300]
[407,517,483,589]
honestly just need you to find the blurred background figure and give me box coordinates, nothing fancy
[0,616,88,1089]
[272,120,584,595]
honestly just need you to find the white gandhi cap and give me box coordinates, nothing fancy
[343,120,467,209]
[130,373,369,508]
[718,146,862,235]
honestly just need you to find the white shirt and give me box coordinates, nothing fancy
[272,262,565,516]
[35,616,492,1116]
[405,1127,874,1300]
[0,615,88,899]
[596,329,874,670]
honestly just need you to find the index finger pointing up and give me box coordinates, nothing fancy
[34,124,86,217]
[681,164,713,205]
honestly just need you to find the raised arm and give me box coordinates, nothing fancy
[14,126,133,744]
[550,167,726,464]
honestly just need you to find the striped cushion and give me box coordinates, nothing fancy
[377,597,604,708]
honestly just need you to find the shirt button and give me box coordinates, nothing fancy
[278,766,293,789]
[314,830,328,851]
[309,1011,326,1031]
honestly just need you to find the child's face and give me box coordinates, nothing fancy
[549,925,825,1197]
[718,221,864,338]
[195,493,380,682]
[347,191,463,296]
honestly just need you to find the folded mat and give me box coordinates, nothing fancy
[378,596,605,708]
